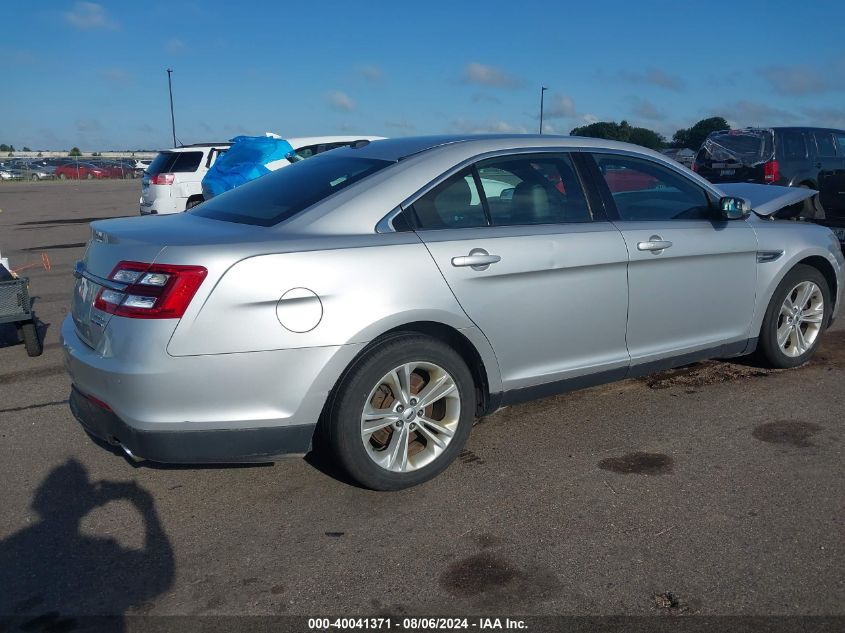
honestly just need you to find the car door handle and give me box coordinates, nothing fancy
[451,249,501,270]
[637,236,673,252]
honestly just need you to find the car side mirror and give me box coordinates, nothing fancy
[719,196,750,220]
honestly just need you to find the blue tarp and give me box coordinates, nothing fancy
[201,135,294,199]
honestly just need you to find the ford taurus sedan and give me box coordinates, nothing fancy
[62,135,844,490]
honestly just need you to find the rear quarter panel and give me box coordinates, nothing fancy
[165,233,502,392]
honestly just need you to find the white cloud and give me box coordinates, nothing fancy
[449,118,528,134]
[616,68,684,92]
[385,120,416,131]
[328,90,355,112]
[64,2,118,30]
[167,38,186,53]
[543,94,577,119]
[629,97,665,121]
[76,119,102,133]
[357,64,383,81]
[328,90,356,112]
[462,62,522,88]
[98,68,130,84]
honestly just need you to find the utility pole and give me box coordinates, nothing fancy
[539,86,548,134]
[167,69,177,147]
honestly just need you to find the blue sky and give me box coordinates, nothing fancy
[2,0,844,150]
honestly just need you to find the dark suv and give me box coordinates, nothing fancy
[693,127,845,245]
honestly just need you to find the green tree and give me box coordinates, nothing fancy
[0,144,8,152]
[570,119,665,150]
[69,147,82,157]
[22,146,32,152]
[37,152,43,157]
[672,117,730,150]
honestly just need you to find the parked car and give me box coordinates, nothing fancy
[55,162,108,180]
[7,159,57,180]
[201,135,385,200]
[0,166,23,180]
[140,143,231,214]
[63,135,843,490]
[693,127,845,248]
[89,159,135,179]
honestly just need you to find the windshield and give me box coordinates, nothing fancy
[702,130,774,165]
[191,154,392,226]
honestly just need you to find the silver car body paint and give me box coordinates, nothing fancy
[61,135,844,460]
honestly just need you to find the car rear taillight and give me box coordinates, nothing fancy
[763,160,780,183]
[150,173,175,185]
[94,261,207,319]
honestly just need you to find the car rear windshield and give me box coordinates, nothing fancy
[146,151,203,174]
[191,154,393,226]
[702,130,774,165]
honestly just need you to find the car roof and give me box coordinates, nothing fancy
[286,135,385,147]
[165,143,232,152]
[337,134,672,162]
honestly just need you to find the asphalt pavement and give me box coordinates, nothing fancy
[0,181,842,627]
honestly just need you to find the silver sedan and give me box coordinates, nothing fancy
[62,135,844,490]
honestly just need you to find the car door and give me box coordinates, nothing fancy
[585,152,758,371]
[819,131,845,216]
[408,152,631,397]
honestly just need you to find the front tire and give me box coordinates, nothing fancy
[325,334,475,490]
[757,264,830,368]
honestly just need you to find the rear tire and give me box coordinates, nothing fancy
[324,334,475,490]
[21,322,42,357]
[59,173,67,180]
[185,198,203,210]
[756,264,830,368]
[86,173,93,180]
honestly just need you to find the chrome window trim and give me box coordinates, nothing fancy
[375,145,723,233]
[73,260,128,291]
[375,207,408,234]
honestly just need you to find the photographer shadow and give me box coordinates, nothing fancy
[0,459,174,631]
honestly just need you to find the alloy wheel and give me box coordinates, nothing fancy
[360,361,460,472]
[777,281,824,357]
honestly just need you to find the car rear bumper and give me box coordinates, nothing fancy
[70,386,314,462]
[139,193,183,215]
[60,315,365,463]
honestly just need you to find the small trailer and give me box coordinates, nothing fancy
[0,262,42,357]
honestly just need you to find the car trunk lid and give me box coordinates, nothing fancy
[72,214,275,350]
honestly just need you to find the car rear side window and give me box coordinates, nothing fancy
[475,154,591,225]
[592,154,711,221]
[191,154,392,226]
[814,132,837,157]
[779,132,807,160]
[836,133,845,157]
[146,151,203,174]
[410,168,488,230]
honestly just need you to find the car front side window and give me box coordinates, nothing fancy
[591,154,711,221]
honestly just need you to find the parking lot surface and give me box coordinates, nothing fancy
[0,181,843,622]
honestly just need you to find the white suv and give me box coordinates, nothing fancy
[140,143,230,215]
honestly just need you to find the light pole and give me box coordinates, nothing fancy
[539,86,548,134]
[167,68,177,147]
